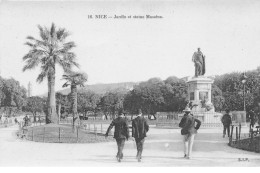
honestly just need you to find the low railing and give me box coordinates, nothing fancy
[0,118,14,128]
[229,124,260,153]
[19,124,114,143]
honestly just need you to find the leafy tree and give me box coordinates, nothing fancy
[1,78,27,116]
[77,90,101,117]
[162,76,188,112]
[62,71,87,129]
[214,69,258,111]
[211,84,225,112]
[22,23,79,124]
[124,78,165,116]
[100,90,126,119]
[0,77,5,107]
[24,96,44,122]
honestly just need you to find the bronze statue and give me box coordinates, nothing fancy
[192,48,205,77]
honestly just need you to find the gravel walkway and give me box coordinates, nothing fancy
[0,125,259,166]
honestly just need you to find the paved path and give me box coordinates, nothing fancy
[0,125,259,166]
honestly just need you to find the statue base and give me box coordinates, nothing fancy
[187,76,214,112]
[185,76,224,124]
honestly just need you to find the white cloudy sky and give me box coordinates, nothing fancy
[0,0,260,96]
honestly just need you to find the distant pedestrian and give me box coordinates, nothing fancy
[248,109,256,129]
[179,107,201,159]
[105,109,129,162]
[14,118,18,124]
[23,115,29,127]
[221,109,232,138]
[132,109,149,162]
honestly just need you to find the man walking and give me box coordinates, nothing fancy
[132,109,149,162]
[248,109,256,129]
[105,109,129,162]
[221,109,232,138]
[179,107,201,159]
[23,115,29,127]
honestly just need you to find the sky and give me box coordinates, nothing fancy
[0,0,260,96]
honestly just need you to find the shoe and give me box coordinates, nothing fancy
[186,156,190,159]
[117,157,121,162]
[184,154,187,158]
[223,134,225,138]
[138,158,141,162]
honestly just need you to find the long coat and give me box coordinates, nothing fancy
[179,114,201,135]
[132,116,149,139]
[221,114,232,126]
[106,117,129,139]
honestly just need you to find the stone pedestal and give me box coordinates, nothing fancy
[187,76,214,112]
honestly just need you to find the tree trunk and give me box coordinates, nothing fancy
[71,84,77,131]
[46,73,57,124]
[57,103,61,124]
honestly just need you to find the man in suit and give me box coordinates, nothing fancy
[179,107,201,159]
[221,109,232,138]
[105,109,129,162]
[132,109,149,162]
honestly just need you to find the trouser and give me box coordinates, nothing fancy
[250,121,255,129]
[135,138,145,159]
[183,134,195,157]
[116,138,125,159]
[223,125,230,137]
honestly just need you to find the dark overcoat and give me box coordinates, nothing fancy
[179,114,201,135]
[106,117,129,139]
[132,116,149,139]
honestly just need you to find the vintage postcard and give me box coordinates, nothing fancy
[0,0,259,168]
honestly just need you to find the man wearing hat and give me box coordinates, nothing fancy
[132,109,149,162]
[105,109,129,162]
[179,107,201,159]
[221,109,232,138]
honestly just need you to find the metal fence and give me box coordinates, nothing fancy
[229,124,260,153]
[19,121,114,143]
[0,118,14,128]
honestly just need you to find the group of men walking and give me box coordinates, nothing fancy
[105,107,202,162]
[105,109,149,162]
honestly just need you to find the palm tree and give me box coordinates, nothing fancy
[22,23,79,124]
[62,71,87,130]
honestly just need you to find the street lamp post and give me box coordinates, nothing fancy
[241,72,247,111]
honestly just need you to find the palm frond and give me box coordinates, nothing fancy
[56,28,67,41]
[22,57,41,72]
[22,49,46,61]
[50,23,56,38]
[37,25,48,41]
[24,41,35,48]
[55,42,76,54]
[26,36,36,40]
[62,82,70,88]
[26,36,49,51]
[58,60,72,73]
[36,70,48,83]
[63,52,79,68]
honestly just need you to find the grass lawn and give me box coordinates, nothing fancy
[25,124,114,143]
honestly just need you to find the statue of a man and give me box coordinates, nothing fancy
[192,48,206,77]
